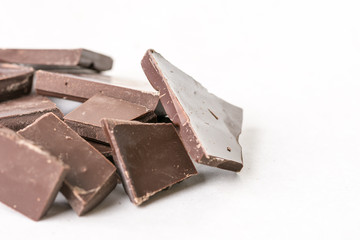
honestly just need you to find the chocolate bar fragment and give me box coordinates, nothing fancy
[0,95,63,131]
[0,49,113,71]
[142,49,243,172]
[88,140,112,158]
[102,119,197,205]
[64,94,156,143]
[35,70,159,111]
[0,63,33,102]
[0,126,69,221]
[18,113,117,216]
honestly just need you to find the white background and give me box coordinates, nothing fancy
[1,0,360,239]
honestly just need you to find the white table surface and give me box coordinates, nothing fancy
[1,1,359,239]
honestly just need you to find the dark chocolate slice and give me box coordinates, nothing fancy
[141,49,243,172]
[18,113,117,216]
[34,70,159,111]
[0,63,33,102]
[0,95,63,131]
[0,49,112,71]
[64,94,156,143]
[0,126,69,221]
[101,119,197,205]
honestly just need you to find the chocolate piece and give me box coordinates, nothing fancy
[0,95,63,131]
[64,94,156,143]
[87,140,112,158]
[102,119,197,205]
[0,126,68,221]
[142,49,243,172]
[0,63,33,102]
[18,113,117,215]
[0,49,112,71]
[35,70,159,111]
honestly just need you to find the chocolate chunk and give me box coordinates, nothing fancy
[0,126,69,221]
[0,49,113,71]
[34,70,159,111]
[18,113,117,216]
[101,119,197,205]
[0,63,33,102]
[141,49,243,172]
[87,140,112,158]
[0,95,63,131]
[64,94,156,143]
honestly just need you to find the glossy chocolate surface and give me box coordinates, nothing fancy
[141,49,243,172]
[102,119,197,205]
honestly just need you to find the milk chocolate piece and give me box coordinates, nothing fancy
[88,140,112,158]
[0,126,69,221]
[102,119,197,205]
[0,63,33,102]
[0,95,63,131]
[64,94,156,143]
[18,113,117,215]
[0,49,113,71]
[142,49,243,172]
[35,70,159,111]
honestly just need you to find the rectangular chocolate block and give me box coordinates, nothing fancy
[0,126,69,221]
[102,119,197,205]
[35,70,160,111]
[64,94,156,143]
[18,113,117,216]
[0,49,112,71]
[0,95,63,131]
[142,49,243,172]
[0,63,33,102]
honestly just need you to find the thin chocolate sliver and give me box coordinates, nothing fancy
[102,119,197,205]
[0,95,63,131]
[18,113,117,216]
[0,126,69,221]
[0,49,113,71]
[64,94,156,143]
[0,63,33,102]
[142,49,243,172]
[34,70,160,111]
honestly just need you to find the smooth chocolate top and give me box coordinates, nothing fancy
[0,126,68,221]
[0,49,112,71]
[35,70,159,110]
[65,94,152,127]
[18,113,117,215]
[141,49,243,172]
[0,95,63,131]
[102,119,197,205]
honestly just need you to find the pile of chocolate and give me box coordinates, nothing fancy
[0,49,243,221]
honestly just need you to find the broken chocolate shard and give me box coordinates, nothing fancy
[34,70,159,111]
[64,94,157,143]
[0,49,113,71]
[0,126,69,221]
[101,119,197,205]
[0,95,63,131]
[0,63,33,102]
[18,113,117,216]
[141,49,243,172]
[87,140,112,158]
